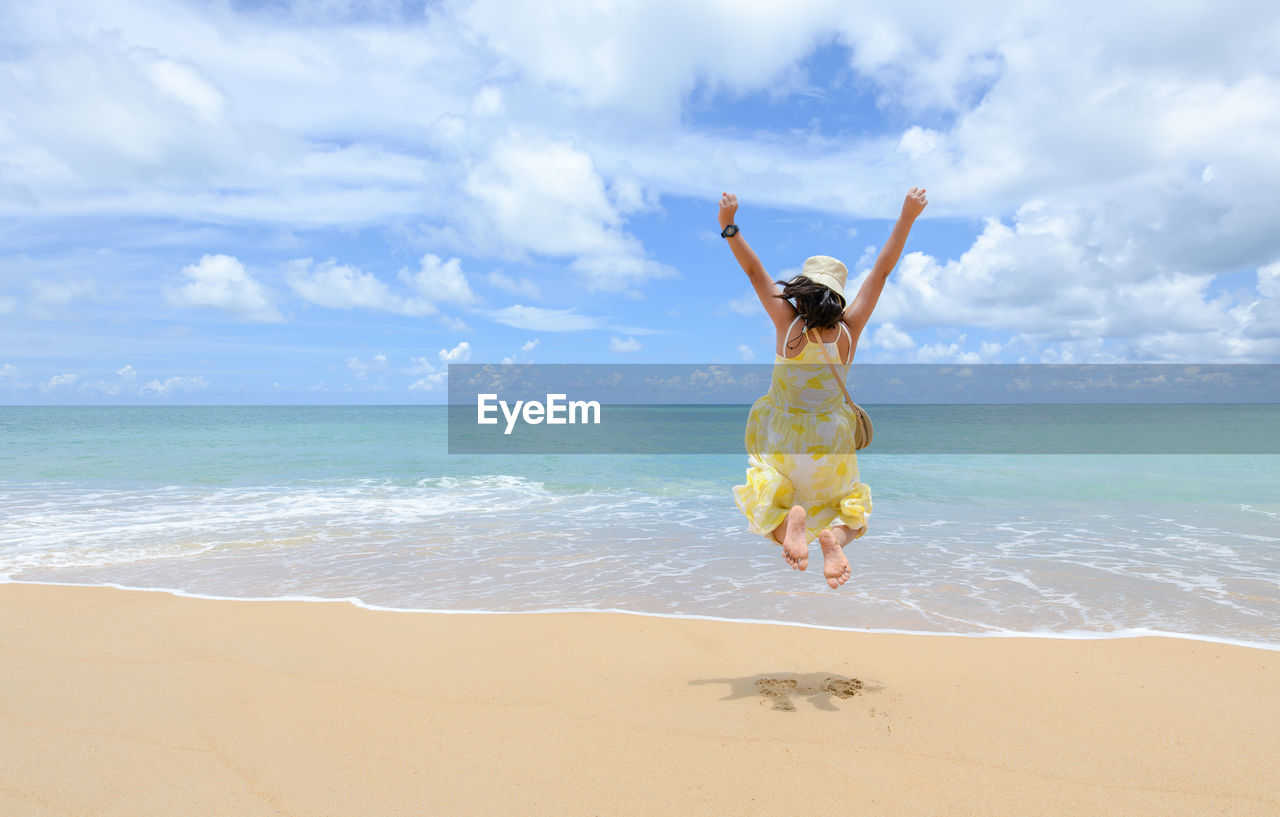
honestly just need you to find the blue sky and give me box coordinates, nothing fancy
[2,0,1279,404]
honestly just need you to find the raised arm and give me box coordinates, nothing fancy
[842,187,928,338]
[718,192,794,329]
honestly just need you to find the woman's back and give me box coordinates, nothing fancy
[775,315,856,364]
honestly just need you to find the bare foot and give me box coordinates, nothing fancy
[818,527,854,589]
[771,505,808,571]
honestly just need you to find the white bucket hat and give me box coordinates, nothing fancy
[800,255,848,303]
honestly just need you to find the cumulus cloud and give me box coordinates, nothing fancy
[737,343,756,361]
[77,364,142,397]
[287,256,477,320]
[438,341,471,363]
[462,136,676,291]
[41,373,79,392]
[399,254,475,305]
[0,363,19,380]
[609,335,642,353]
[915,335,982,364]
[460,0,837,118]
[3,0,1280,365]
[501,338,540,364]
[285,258,433,316]
[870,322,916,351]
[1258,261,1280,299]
[868,196,1280,361]
[346,353,388,379]
[409,372,447,392]
[142,375,210,397]
[166,254,283,322]
[400,356,438,375]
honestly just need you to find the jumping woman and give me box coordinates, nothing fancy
[719,188,928,589]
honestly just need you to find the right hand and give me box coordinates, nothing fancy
[719,192,738,228]
[901,187,928,221]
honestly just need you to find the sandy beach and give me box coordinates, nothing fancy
[1,582,1276,816]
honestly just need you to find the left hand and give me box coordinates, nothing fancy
[718,192,738,228]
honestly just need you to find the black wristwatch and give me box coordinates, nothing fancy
[720,224,739,238]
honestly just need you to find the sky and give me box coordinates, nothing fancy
[1,0,1278,404]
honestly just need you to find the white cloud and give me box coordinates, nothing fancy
[462,136,676,291]
[868,195,1280,361]
[346,353,388,379]
[915,335,982,364]
[0,2,449,226]
[77,364,142,397]
[142,375,210,397]
[737,343,756,361]
[871,322,915,351]
[167,254,283,322]
[897,126,941,160]
[142,56,227,124]
[400,356,438,375]
[486,271,541,300]
[41,372,79,392]
[439,314,472,332]
[460,0,837,118]
[472,85,503,116]
[438,341,471,363]
[491,305,603,331]
[286,258,434,316]
[31,279,95,305]
[409,372,447,392]
[2,1,1279,363]
[501,338,540,364]
[0,363,19,380]
[610,335,642,353]
[1258,261,1280,300]
[399,253,476,305]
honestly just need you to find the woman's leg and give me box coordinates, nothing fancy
[770,504,809,571]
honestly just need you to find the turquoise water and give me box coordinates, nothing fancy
[2,406,1278,645]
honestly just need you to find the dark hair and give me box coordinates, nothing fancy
[774,275,845,331]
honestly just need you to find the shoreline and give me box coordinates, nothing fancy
[5,577,1279,653]
[3,582,1277,816]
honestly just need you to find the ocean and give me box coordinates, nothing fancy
[2,405,1277,647]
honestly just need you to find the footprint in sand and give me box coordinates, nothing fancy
[755,678,799,711]
[754,675,864,711]
[823,677,863,698]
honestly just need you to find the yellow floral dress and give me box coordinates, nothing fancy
[733,318,872,544]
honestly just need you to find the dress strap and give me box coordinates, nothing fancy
[782,314,806,358]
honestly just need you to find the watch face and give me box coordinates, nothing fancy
[722,225,738,237]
